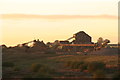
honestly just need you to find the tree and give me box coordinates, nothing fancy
[97,37,103,45]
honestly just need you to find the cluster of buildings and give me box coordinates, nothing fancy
[47,31,95,52]
[1,31,113,53]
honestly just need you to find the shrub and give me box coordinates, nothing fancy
[72,61,84,69]
[34,72,52,78]
[45,49,56,54]
[3,62,15,67]
[80,63,88,71]
[65,61,78,69]
[30,63,55,75]
[13,66,20,71]
[65,61,86,69]
[30,63,43,72]
[34,64,55,78]
[39,65,55,74]
[64,61,72,67]
[93,70,106,78]
[87,61,105,73]
[112,72,120,80]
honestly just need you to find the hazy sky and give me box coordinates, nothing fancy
[0,0,119,46]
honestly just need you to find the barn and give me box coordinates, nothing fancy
[72,31,92,44]
[56,31,94,52]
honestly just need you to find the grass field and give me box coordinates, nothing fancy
[2,48,119,79]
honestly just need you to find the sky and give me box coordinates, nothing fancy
[0,0,119,46]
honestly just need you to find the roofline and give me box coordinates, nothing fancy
[74,31,91,37]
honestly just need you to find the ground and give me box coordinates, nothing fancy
[2,48,119,79]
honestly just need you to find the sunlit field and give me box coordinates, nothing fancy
[2,47,119,79]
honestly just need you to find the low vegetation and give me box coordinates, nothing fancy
[64,61,88,71]
[3,62,15,67]
[93,70,106,78]
[87,61,105,73]
[2,49,118,79]
[30,63,56,78]
[45,49,56,54]
[30,63,42,72]
[13,66,21,71]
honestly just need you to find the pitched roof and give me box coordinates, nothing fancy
[74,31,91,37]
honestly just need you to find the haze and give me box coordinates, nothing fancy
[0,0,119,46]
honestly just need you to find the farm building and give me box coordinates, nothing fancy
[47,31,110,52]
[72,31,92,44]
[56,31,94,52]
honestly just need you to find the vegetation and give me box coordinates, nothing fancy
[64,61,88,71]
[45,49,56,54]
[112,72,120,80]
[30,63,56,78]
[30,63,43,72]
[87,61,105,73]
[13,66,21,71]
[3,62,15,67]
[79,63,88,71]
[93,70,106,78]
[2,50,118,78]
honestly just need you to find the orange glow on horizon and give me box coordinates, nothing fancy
[0,0,119,46]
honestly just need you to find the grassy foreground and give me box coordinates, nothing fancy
[2,48,119,79]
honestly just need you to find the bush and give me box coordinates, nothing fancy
[80,63,88,71]
[37,68,55,78]
[87,61,105,73]
[34,72,52,78]
[93,70,106,78]
[112,72,120,80]
[45,49,56,54]
[3,62,15,67]
[13,66,20,71]
[30,63,55,78]
[72,61,84,69]
[30,63,43,72]
[30,63,55,74]
[35,68,52,78]
[65,61,86,69]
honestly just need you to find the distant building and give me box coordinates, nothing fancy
[72,31,92,44]
[108,44,118,48]
[32,40,47,48]
[59,41,69,44]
